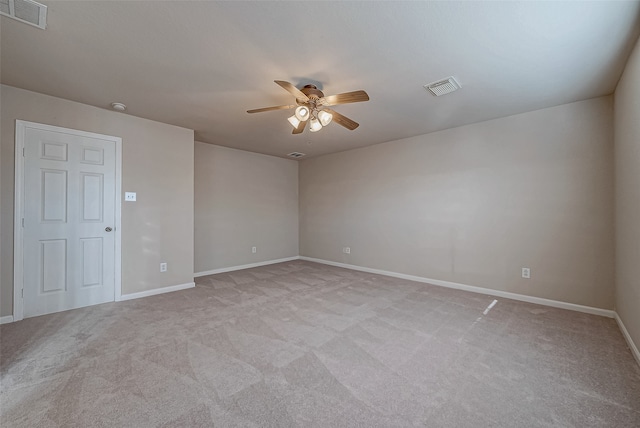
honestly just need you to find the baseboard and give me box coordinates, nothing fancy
[614,313,640,367]
[0,315,14,324]
[118,282,195,302]
[299,256,615,318]
[194,256,300,277]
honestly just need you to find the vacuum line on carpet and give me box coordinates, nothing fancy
[483,299,498,315]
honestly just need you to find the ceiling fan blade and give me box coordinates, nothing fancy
[247,104,296,114]
[323,108,359,130]
[292,119,307,134]
[319,90,369,106]
[274,80,310,102]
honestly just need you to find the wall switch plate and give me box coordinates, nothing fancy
[125,192,137,202]
[252,247,257,254]
[522,267,531,279]
[343,247,351,254]
[160,262,167,272]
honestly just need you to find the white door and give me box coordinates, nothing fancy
[22,126,116,318]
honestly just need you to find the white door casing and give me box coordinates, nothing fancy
[13,121,122,320]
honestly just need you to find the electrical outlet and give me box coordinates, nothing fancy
[522,267,530,279]
[343,247,351,254]
[160,262,167,273]
[125,192,137,202]
[252,246,257,254]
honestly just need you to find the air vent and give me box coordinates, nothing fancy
[424,77,461,97]
[287,152,306,159]
[0,0,47,29]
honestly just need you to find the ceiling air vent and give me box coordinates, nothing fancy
[424,77,461,97]
[0,0,47,29]
[287,152,306,159]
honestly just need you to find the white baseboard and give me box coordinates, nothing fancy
[118,282,195,302]
[194,256,300,277]
[615,313,640,367]
[0,315,14,324]
[299,256,615,318]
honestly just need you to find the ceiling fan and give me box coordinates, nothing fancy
[247,80,369,134]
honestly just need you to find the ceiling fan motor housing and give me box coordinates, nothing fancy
[300,84,324,100]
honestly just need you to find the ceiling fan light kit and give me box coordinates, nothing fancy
[294,106,309,121]
[318,110,333,126]
[287,115,301,128]
[247,80,369,134]
[309,117,322,132]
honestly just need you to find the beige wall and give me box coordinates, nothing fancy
[300,97,615,309]
[0,85,195,317]
[614,37,640,348]
[194,143,298,273]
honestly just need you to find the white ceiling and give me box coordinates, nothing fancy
[2,1,639,159]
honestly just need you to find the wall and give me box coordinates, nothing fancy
[1,85,194,317]
[300,97,615,309]
[614,36,640,349]
[194,143,298,274]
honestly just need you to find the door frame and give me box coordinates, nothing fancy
[13,120,123,321]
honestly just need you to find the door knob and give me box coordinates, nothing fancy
[105,227,113,232]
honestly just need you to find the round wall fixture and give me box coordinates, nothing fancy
[110,102,127,111]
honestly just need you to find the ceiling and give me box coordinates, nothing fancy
[2,1,640,159]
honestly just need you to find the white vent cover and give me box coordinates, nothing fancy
[424,77,461,97]
[287,152,306,159]
[0,0,47,29]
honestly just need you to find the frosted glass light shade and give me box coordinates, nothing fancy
[287,115,301,128]
[317,110,333,126]
[295,106,310,121]
[309,117,322,132]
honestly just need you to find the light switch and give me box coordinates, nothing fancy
[125,192,137,202]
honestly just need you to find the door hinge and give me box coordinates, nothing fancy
[22,147,25,157]
[22,218,24,228]
[21,289,24,298]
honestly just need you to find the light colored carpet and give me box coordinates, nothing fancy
[1,260,639,427]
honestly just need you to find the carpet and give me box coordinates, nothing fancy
[1,260,639,427]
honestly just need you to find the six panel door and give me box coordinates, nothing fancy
[23,127,116,318]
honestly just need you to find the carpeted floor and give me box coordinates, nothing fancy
[1,260,639,427]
